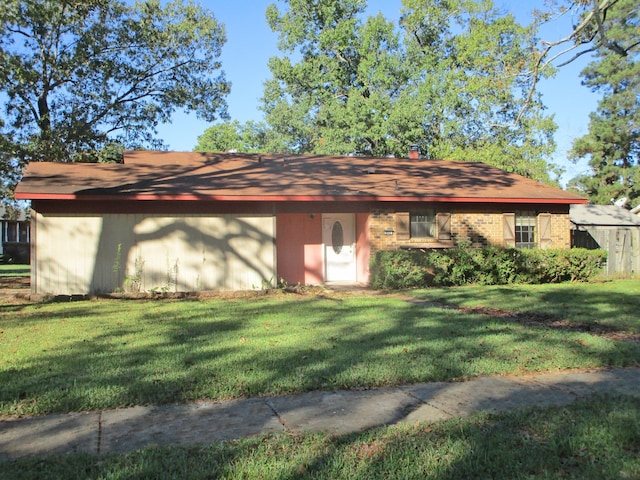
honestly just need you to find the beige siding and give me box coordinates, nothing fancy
[34,213,275,294]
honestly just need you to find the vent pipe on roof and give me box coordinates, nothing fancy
[409,145,420,159]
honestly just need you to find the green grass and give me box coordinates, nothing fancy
[0,264,29,277]
[3,395,639,479]
[1,280,639,417]
[408,279,640,333]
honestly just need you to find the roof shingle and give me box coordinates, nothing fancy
[15,151,587,204]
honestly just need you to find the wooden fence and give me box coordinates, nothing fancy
[573,227,640,276]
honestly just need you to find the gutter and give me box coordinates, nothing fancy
[14,192,588,205]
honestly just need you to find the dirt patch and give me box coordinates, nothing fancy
[460,305,640,341]
[19,284,340,303]
[0,276,30,290]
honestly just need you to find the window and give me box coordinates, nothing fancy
[6,222,17,243]
[515,211,536,248]
[396,211,450,242]
[19,222,30,243]
[1,221,29,243]
[410,211,436,238]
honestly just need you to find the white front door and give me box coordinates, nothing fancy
[323,213,356,283]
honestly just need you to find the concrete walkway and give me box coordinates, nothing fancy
[1,367,639,460]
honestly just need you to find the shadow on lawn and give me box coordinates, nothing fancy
[281,394,639,479]
[1,289,640,478]
[408,282,640,335]
[1,287,639,420]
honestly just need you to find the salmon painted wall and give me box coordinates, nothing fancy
[356,213,370,283]
[277,212,370,286]
[276,214,323,285]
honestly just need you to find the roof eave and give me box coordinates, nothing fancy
[16,192,588,205]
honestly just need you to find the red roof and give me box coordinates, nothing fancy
[15,151,587,204]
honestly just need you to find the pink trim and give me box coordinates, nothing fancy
[16,192,588,204]
[356,213,370,284]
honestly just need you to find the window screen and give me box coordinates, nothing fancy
[410,211,435,238]
[515,211,536,248]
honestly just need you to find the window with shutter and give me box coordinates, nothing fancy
[397,210,452,242]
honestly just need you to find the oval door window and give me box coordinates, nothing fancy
[332,221,344,254]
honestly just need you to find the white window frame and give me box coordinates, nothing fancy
[515,211,537,248]
[410,210,436,239]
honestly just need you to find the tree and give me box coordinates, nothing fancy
[261,0,558,182]
[399,0,558,181]
[195,121,244,152]
[531,1,638,75]
[514,1,637,123]
[0,0,230,173]
[262,0,399,156]
[567,0,639,206]
[194,120,278,153]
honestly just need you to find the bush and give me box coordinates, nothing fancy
[369,247,606,289]
[369,250,434,289]
[1,244,30,264]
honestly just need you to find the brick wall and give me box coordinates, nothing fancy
[369,209,397,251]
[451,212,503,248]
[369,208,572,251]
[549,213,571,248]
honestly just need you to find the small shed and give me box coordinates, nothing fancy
[570,204,640,276]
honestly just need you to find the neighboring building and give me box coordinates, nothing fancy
[0,206,30,264]
[15,150,587,295]
[571,204,640,276]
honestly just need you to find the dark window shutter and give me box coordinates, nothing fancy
[503,213,515,248]
[396,212,410,240]
[538,213,552,249]
[437,212,451,241]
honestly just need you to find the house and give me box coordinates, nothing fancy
[571,204,640,276]
[14,150,587,295]
[0,205,30,264]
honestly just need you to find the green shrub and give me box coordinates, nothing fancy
[369,247,606,289]
[369,250,434,289]
[530,248,608,283]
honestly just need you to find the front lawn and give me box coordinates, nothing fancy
[1,280,639,417]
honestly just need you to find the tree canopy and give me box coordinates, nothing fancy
[566,0,639,206]
[531,0,638,73]
[0,0,230,182]
[259,0,558,182]
[194,120,279,153]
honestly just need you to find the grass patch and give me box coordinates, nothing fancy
[407,279,640,334]
[0,264,29,277]
[2,394,639,479]
[1,280,639,417]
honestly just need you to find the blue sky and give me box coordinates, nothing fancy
[156,0,600,186]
